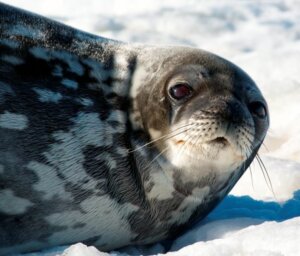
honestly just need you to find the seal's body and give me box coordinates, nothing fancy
[0,3,269,255]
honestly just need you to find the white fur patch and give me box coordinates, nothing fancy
[61,79,78,90]
[81,59,109,83]
[166,117,247,182]
[0,189,34,214]
[29,47,84,76]
[0,81,14,103]
[111,80,129,97]
[70,112,113,146]
[110,54,130,97]
[75,98,94,107]
[1,55,24,65]
[147,171,175,200]
[51,51,84,76]
[130,65,148,98]
[9,25,43,39]
[0,39,20,49]
[46,196,138,248]
[44,129,98,188]
[113,54,129,68]
[169,186,210,225]
[29,46,51,61]
[149,128,163,140]
[0,111,28,130]
[42,111,124,189]
[27,161,73,200]
[29,110,127,200]
[33,88,63,103]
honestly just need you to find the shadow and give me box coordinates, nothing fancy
[118,190,300,255]
[205,189,300,222]
[165,189,300,252]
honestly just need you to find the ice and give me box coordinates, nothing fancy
[3,0,300,255]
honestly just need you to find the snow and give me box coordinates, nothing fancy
[167,217,300,256]
[2,0,300,255]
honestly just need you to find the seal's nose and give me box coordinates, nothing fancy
[226,100,246,124]
[208,99,247,125]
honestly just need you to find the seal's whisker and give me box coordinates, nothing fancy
[241,149,254,190]
[144,146,170,171]
[242,134,257,150]
[242,125,256,134]
[129,123,194,153]
[179,125,205,158]
[262,142,270,152]
[243,131,269,152]
[189,128,205,154]
[245,145,255,190]
[171,127,191,159]
[243,144,255,190]
[240,128,255,142]
[256,153,276,199]
[255,155,269,190]
[256,153,276,197]
[175,132,194,160]
[249,165,255,190]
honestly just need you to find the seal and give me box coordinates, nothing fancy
[0,3,269,255]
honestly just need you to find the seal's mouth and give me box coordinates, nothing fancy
[207,137,230,147]
[170,134,246,166]
[175,136,230,147]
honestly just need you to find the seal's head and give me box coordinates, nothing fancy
[131,46,269,188]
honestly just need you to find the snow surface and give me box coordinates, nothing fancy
[2,0,300,255]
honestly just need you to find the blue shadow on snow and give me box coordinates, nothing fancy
[206,189,300,222]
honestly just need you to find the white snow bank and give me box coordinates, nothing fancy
[166,217,300,256]
[35,217,300,256]
[62,243,110,256]
[231,156,300,202]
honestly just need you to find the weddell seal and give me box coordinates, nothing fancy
[0,2,269,255]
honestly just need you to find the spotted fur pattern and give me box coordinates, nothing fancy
[0,3,269,255]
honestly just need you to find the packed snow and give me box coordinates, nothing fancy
[2,0,300,255]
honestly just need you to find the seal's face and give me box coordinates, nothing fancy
[132,49,269,184]
[165,64,268,175]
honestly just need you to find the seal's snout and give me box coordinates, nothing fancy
[166,95,256,168]
[205,99,248,126]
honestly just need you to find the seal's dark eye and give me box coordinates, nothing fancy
[169,83,192,100]
[249,101,267,119]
